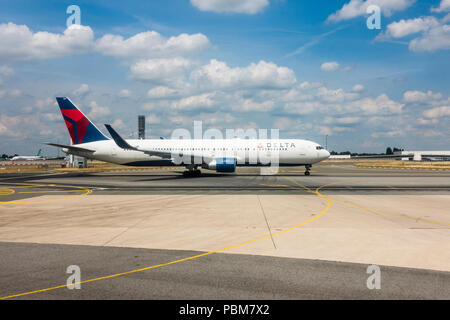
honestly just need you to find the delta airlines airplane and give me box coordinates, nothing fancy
[47,97,330,176]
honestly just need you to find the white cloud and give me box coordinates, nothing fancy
[403,90,442,103]
[298,81,322,90]
[409,24,450,52]
[320,61,340,72]
[147,86,179,99]
[190,59,296,90]
[234,99,275,112]
[423,106,450,118]
[0,114,37,138]
[325,116,362,125]
[88,101,110,119]
[118,89,131,98]
[0,22,211,66]
[317,126,333,136]
[352,84,364,92]
[190,0,269,14]
[383,17,440,38]
[417,117,438,125]
[95,31,210,60]
[130,58,194,83]
[35,97,54,110]
[327,0,415,22]
[171,93,216,110]
[0,23,94,62]
[371,129,404,138]
[378,15,450,52]
[111,119,126,129]
[146,115,161,124]
[8,89,21,98]
[422,129,445,137]
[73,83,90,97]
[349,94,404,115]
[431,0,450,13]
[0,89,21,98]
[283,101,324,115]
[0,65,14,77]
[317,87,359,102]
[42,113,60,122]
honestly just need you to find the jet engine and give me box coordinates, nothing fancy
[203,158,236,172]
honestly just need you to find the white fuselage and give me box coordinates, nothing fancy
[11,156,45,161]
[64,138,330,168]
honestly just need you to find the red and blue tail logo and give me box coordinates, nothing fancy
[56,97,108,145]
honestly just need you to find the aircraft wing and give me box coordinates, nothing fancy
[104,124,215,163]
[44,143,95,153]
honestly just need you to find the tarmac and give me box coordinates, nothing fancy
[0,162,449,299]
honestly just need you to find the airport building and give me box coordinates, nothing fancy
[395,150,450,161]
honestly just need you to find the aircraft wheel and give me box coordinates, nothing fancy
[304,170,310,176]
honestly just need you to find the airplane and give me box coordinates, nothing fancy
[11,149,45,161]
[46,97,330,176]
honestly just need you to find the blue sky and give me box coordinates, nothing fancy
[0,0,449,155]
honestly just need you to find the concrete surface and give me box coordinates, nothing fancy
[0,163,449,299]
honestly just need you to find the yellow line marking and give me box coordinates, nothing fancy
[18,190,85,194]
[260,184,291,187]
[0,183,55,188]
[325,195,450,227]
[267,173,450,227]
[0,184,92,205]
[0,181,331,300]
[0,187,15,196]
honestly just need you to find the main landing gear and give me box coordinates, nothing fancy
[304,164,311,176]
[182,168,201,177]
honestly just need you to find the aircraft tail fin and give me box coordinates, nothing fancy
[56,97,109,145]
[36,149,41,157]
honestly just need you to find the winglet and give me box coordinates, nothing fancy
[104,124,136,150]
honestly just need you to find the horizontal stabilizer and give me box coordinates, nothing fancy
[45,142,95,153]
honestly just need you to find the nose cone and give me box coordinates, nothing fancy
[321,149,330,160]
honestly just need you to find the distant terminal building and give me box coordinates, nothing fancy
[329,155,351,160]
[394,151,450,161]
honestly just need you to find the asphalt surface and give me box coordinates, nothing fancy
[1,163,450,197]
[1,242,449,300]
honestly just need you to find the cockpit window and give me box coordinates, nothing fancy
[316,146,324,150]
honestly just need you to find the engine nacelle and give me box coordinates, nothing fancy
[203,158,236,172]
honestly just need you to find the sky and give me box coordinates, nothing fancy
[0,0,449,155]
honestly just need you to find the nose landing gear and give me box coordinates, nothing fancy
[304,164,311,176]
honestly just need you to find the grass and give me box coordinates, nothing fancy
[353,160,450,170]
[0,161,182,175]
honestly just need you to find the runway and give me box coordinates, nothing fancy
[2,163,450,196]
[0,163,449,299]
